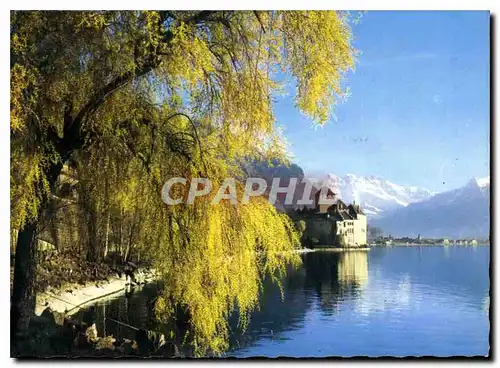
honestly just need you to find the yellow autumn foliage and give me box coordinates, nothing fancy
[11,10,356,355]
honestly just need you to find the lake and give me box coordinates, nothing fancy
[75,245,490,358]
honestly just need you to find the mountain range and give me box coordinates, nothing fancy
[371,176,490,239]
[318,174,435,218]
[243,160,490,238]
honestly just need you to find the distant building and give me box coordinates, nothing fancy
[299,188,367,247]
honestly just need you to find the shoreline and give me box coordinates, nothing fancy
[35,268,158,316]
[369,243,489,247]
[294,247,370,253]
[311,247,370,252]
[35,242,486,316]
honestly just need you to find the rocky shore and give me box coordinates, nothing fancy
[13,307,180,358]
[12,263,167,358]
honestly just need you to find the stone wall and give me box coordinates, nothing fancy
[303,216,336,246]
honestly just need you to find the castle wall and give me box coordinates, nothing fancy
[303,217,336,246]
[298,203,368,248]
[352,214,367,246]
[336,220,355,246]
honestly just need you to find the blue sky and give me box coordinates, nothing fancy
[275,11,490,193]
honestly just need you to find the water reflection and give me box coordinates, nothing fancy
[76,246,490,357]
[74,251,371,354]
[73,283,163,343]
[226,251,369,352]
[338,252,368,288]
[443,245,450,259]
[230,247,489,357]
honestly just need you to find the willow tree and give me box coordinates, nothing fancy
[10,10,355,351]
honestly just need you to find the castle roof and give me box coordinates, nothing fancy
[326,201,354,221]
[314,187,335,200]
[313,192,366,221]
[337,199,347,208]
[348,203,365,216]
[327,212,344,222]
[338,211,353,220]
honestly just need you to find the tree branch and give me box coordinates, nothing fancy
[165,113,207,175]
[253,11,266,33]
[64,11,220,151]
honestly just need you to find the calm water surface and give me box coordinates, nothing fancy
[77,246,490,357]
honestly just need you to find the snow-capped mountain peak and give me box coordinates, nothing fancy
[464,176,490,195]
[315,174,434,218]
[475,176,490,188]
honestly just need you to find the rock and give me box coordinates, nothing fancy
[73,323,99,350]
[53,311,66,326]
[85,323,98,344]
[153,342,180,357]
[134,270,143,284]
[115,338,139,355]
[95,336,116,351]
[40,307,56,324]
[39,307,66,327]
[135,329,165,355]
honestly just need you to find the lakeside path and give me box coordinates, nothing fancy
[35,268,158,316]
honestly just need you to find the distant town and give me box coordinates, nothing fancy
[369,232,489,246]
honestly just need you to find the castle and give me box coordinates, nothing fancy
[296,188,367,248]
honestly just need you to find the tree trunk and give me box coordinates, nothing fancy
[103,213,110,259]
[81,183,100,263]
[10,220,37,342]
[48,198,59,250]
[11,161,63,351]
[10,229,18,256]
[86,211,99,262]
[119,207,124,261]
